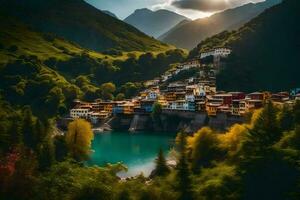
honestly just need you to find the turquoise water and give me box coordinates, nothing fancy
[88,131,176,177]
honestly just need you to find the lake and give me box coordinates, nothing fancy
[87,131,176,178]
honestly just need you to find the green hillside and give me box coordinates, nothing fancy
[190,0,299,92]
[0,0,170,52]
[0,16,186,117]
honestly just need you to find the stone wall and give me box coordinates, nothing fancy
[125,110,246,134]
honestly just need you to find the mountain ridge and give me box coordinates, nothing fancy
[0,0,169,52]
[124,8,190,38]
[160,0,281,49]
[190,0,299,92]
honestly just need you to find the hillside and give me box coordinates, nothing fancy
[159,0,281,49]
[0,0,169,52]
[190,0,300,92]
[0,15,186,117]
[124,8,190,38]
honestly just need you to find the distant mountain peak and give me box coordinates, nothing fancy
[134,8,152,13]
[125,8,189,38]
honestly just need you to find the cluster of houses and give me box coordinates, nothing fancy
[70,84,300,124]
[69,48,300,124]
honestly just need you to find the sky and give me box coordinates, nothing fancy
[85,0,264,20]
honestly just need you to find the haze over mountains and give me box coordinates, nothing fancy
[124,8,190,38]
[160,0,281,49]
[0,0,169,52]
[190,0,299,92]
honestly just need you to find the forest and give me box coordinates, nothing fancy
[1,97,299,200]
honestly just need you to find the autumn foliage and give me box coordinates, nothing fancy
[66,119,94,161]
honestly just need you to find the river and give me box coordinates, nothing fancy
[87,131,176,178]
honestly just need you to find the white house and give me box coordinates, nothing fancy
[70,108,90,119]
[200,48,231,59]
[147,91,158,100]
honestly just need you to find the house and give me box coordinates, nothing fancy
[206,95,223,116]
[165,92,177,101]
[185,94,195,102]
[296,94,300,101]
[246,92,264,101]
[167,83,186,92]
[200,48,231,59]
[140,100,155,113]
[246,99,264,111]
[213,93,233,106]
[229,92,246,100]
[147,91,158,100]
[123,102,135,115]
[167,100,194,111]
[89,111,109,124]
[206,103,222,116]
[232,100,246,116]
[70,108,90,119]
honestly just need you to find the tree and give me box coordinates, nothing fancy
[66,119,94,161]
[54,135,69,162]
[73,184,113,200]
[246,101,281,152]
[8,119,22,147]
[115,93,125,101]
[37,136,55,171]
[279,105,294,131]
[176,133,193,200]
[293,100,300,125]
[22,106,37,150]
[151,103,162,119]
[190,127,222,173]
[154,148,170,177]
[101,82,116,100]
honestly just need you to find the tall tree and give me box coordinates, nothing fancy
[154,148,170,177]
[279,105,294,131]
[22,106,37,150]
[176,133,193,200]
[245,101,281,153]
[293,100,300,125]
[66,119,94,161]
[190,127,222,173]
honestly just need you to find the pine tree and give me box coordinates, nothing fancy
[8,119,22,146]
[279,104,294,131]
[154,148,170,177]
[22,106,37,150]
[176,133,193,200]
[247,101,281,150]
[37,136,55,171]
[293,100,300,125]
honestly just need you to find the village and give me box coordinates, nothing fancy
[69,48,300,125]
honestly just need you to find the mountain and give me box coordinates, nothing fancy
[159,0,281,49]
[124,8,190,38]
[0,0,169,52]
[0,15,186,117]
[102,10,118,18]
[190,0,300,92]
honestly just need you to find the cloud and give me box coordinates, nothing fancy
[172,0,260,12]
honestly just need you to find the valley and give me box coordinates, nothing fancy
[0,0,300,200]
